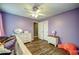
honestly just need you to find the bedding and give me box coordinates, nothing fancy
[0,36,9,43]
[0,36,16,51]
[4,39,16,49]
[0,44,11,55]
[58,43,78,55]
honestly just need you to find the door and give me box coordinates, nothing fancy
[43,21,48,40]
[38,22,44,40]
[38,21,48,40]
[34,22,38,39]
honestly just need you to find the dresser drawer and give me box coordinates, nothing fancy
[47,37,58,47]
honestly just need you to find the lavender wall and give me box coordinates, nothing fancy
[48,8,79,47]
[2,12,35,38]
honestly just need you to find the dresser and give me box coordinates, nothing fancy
[15,32,32,43]
[47,35,59,47]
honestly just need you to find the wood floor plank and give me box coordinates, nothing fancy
[24,39,70,55]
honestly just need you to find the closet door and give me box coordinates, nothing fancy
[38,22,44,40]
[43,21,48,40]
[38,21,48,40]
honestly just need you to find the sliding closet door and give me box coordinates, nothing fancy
[38,21,48,40]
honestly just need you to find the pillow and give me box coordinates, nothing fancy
[4,39,16,49]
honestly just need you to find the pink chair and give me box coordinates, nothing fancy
[58,43,78,55]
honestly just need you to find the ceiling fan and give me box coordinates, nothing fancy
[24,3,45,19]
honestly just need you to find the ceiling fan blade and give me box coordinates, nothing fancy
[24,4,33,11]
[23,3,46,18]
[39,13,45,16]
[37,4,50,14]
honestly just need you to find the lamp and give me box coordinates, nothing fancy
[52,30,57,36]
[14,28,23,34]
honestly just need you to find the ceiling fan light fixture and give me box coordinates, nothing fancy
[31,9,40,18]
[33,6,38,11]
[31,13,38,18]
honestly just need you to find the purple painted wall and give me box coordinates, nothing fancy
[48,8,79,47]
[1,12,35,38]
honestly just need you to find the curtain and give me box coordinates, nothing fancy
[0,13,4,36]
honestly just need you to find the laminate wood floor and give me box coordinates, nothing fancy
[24,39,70,55]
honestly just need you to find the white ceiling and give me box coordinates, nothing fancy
[0,3,79,20]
